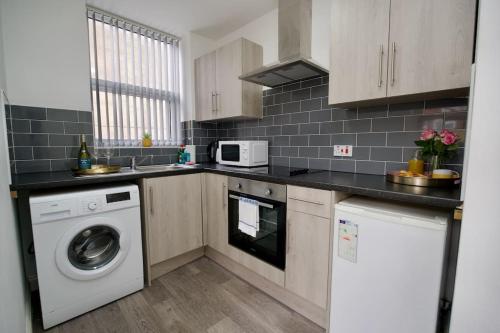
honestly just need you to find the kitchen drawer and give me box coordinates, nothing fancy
[287,186,332,219]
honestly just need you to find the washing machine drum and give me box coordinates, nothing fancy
[56,217,131,281]
[68,225,121,270]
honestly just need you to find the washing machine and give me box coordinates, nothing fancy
[30,184,144,329]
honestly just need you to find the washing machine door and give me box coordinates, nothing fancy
[55,217,131,281]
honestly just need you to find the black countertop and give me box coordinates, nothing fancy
[10,164,462,209]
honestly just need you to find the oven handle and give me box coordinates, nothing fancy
[228,194,274,209]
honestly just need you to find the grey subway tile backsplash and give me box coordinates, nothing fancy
[11,119,31,133]
[299,123,319,135]
[185,75,467,175]
[309,135,331,146]
[404,114,444,131]
[33,147,66,160]
[6,104,92,173]
[14,133,49,147]
[47,108,79,122]
[16,160,51,173]
[370,147,403,162]
[10,105,47,120]
[14,147,33,160]
[344,119,371,133]
[31,120,65,134]
[331,159,356,173]
[78,111,93,123]
[292,88,311,101]
[290,157,308,168]
[299,147,319,158]
[301,98,322,111]
[356,161,386,175]
[309,158,330,170]
[310,109,331,122]
[357,133,385,146]
[7,75,468,175]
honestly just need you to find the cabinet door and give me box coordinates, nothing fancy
[146,174,203,265]
[387,0,476,97]
[195,51,216,121]
[329,0,391,105]
[204,173,228,253]
[285,210,331,308]
[216,39,243,119]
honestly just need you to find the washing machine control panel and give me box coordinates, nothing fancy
[87,202,98,210]
[80,199,103,214]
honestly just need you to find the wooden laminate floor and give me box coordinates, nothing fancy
[33,257,325,333]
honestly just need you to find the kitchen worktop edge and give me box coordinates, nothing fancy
[10,164,462,209]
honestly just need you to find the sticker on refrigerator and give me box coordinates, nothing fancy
[338,219,358,263]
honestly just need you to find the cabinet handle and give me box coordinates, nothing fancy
[222,183,227,207]
[378,44,384,87]
[149,186,154,216]
[390,42,396,86]
[211,92,216,112]
[288,197,325,206]
[286,219,290,254]
[215,93,220,113]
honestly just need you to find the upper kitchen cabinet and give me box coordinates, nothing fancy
[387,0,476,97]
[329,0,391,105]
[195,38,263,121]
[194,51,217,121]
[329,0,476,106]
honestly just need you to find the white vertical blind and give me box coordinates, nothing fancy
[87,7,183,146]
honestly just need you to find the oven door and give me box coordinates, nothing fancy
[228,190,286,270]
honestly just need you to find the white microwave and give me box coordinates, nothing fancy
[216,140,268,167]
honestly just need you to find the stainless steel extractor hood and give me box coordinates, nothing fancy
[239,0,328,88]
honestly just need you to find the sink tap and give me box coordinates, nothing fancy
[130,156,137,170]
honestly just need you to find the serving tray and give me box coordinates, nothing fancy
[72,164,121,176]
[386,171,461,188]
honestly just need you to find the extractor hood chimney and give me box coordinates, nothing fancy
[239,0,328,88]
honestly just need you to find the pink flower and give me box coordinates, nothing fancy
[440,129,458,145]
[420,129,437,141]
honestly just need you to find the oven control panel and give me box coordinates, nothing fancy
[228,177,286,203]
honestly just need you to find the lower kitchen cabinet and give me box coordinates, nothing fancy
[285,209,332,309]
[141,174,203,281]
[203,173,228,253]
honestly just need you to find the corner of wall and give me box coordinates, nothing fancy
[0,0,8,93]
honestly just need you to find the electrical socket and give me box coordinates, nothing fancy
[333,145,353,157]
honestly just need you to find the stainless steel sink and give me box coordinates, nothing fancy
[133,164,195,172]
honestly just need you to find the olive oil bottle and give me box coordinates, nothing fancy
[78,134,92,170]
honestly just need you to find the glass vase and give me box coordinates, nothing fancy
[429,155,441,174]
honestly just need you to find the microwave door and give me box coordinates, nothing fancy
[221,144,240,162]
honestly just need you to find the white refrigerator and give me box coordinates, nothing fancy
[330,196,449,333]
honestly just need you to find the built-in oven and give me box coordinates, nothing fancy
[227,177,286,270]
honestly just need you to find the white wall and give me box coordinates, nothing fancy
[213,0,331,69]
[0,18,28,332]
[0,10,5,93]
[450,1,500,332]
[0,0,91,111]
[216,8,278,66]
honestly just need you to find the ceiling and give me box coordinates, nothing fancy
[86,0,278,39]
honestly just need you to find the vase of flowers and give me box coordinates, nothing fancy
[415,129,459,173]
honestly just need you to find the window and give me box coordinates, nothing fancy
[87,7,183,147]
